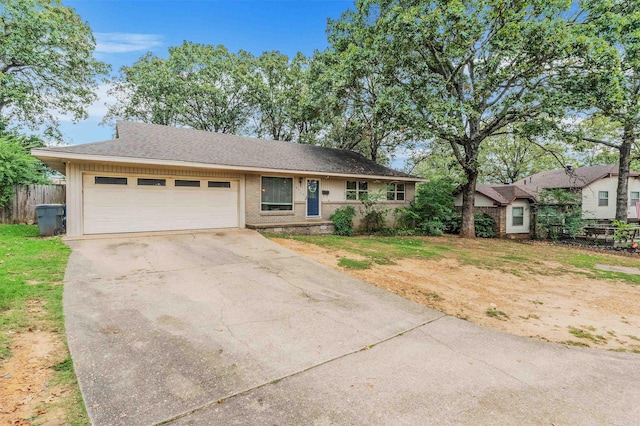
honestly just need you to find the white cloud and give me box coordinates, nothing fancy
[95,32,163,53]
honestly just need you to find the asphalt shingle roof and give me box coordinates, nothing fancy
[42,121,414,178]
[476,184,536,205]
[475,165,640,204]
[514,164,639,192]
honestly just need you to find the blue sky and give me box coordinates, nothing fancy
[60,0,353,144]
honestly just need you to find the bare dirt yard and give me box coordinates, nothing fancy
[0,325,68,426]
[1,225,85,426]
[272,235,640,352]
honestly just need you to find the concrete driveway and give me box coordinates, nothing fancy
[64,230,640,425]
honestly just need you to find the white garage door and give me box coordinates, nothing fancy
[83,175,239,234]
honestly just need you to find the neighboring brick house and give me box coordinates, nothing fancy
[32,121,423,237]
[454,184,536,238]
[456,164,640,239]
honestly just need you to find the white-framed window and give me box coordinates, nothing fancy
[630,191,639,206]
[598,191,609,207]
[386,183,406,201]
[261,177,293,211]
[512,207,524,226]
[346,181,368,200]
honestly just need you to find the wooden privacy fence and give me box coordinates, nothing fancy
[0,184,66,224]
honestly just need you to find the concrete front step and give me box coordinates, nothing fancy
[246,221,334,235]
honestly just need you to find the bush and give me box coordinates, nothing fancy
[612,220,636,244]
[359,191,389,233]
[474,213,495,238]
[361,210,386,233]
[0,135,49,208]
[446,213,495,238]
[394,178,457,235]
[330,206,356,236]
[535,189,584,240]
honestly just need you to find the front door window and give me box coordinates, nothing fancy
[307,179,320,217]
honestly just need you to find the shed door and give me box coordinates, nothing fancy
[83,175,239,234]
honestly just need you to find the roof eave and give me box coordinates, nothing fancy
[31,149,426,182]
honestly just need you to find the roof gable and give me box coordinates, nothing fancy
[37,121,416,179]
[476,184,536,205]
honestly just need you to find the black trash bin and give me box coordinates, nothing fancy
[35,204,65,236]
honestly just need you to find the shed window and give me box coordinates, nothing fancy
[386,183,406,201]
[598,191,608,206]
[346,181,368,200]
[95,176,127,185]
[261,177,293,211]
[512,207,524,226]
[175,180,200,187]
[208,181,231,188]
[631,191,639,206]
[137,178,166,186]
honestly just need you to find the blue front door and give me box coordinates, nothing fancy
[307,179,320,217]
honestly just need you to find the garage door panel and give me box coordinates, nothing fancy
[83,175,239,234]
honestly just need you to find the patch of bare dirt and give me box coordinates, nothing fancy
[0,304,71,425]
[273,238,640,352]
[277,239,369,264]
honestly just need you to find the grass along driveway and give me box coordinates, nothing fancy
[271,235,640,353]
[0,225,86,425]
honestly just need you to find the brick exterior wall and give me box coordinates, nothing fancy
[244,173,415,229]
[474,206,506,238]
[456,206,506,238]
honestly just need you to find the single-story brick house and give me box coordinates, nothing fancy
[454,184,536,238]
[32,121,423,237]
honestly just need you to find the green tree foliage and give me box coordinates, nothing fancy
[535,189,584,240]
[313,14,411,163]
[478,133,566,184]
[611,219,637,245]
[408,140,464,181]
[0,134,49,207]
[106,52,179,127]
[563,0,640,221]
[410,133,568,185]
[173,43,254,133]
[395,178,457,235]
[248,52,318,142]
[570,116,640,169]
[107,42,254,134]
[107,44,324,143]
[0,0,109,138]
[331,0,576,238]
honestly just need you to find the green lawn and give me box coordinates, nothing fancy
[278,234,451,266]
[0,224,87,424]
[271,234,640,285]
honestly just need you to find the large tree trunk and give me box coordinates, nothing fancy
[615,124,634,221]
[460,167,478,238]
